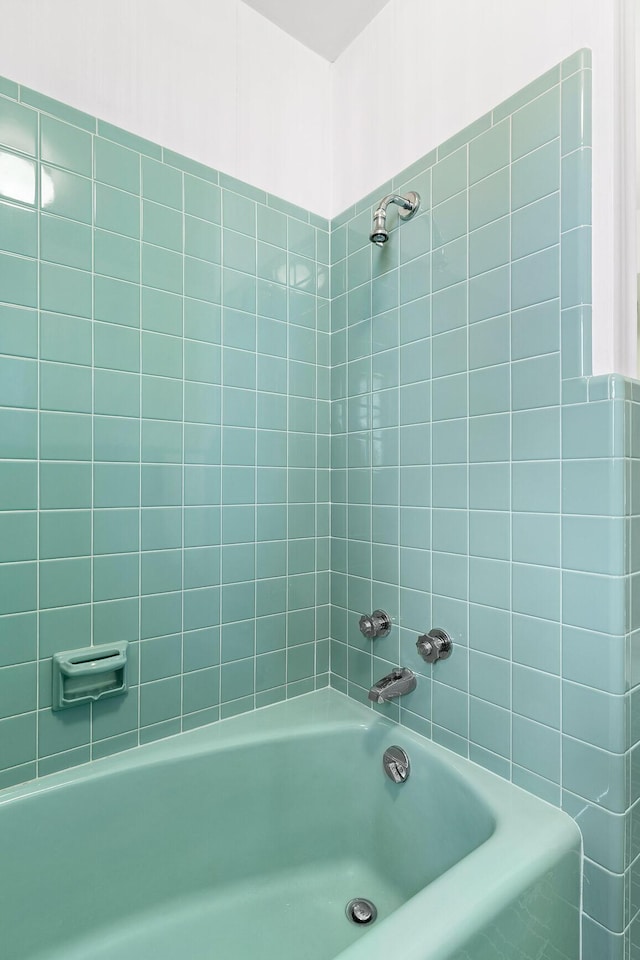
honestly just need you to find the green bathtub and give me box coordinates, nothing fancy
[0,689,580,960]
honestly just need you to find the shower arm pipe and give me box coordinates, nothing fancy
[373,194,419,217]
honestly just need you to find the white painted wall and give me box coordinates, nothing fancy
[331,0,632,377]
[0,0,332,215]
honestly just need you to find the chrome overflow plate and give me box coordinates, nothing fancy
[416,627,453,664]
[382,745,410,784]
[359,610,391,640]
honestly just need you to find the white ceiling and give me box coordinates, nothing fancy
[241,0,392,61]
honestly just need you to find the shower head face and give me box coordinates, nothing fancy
[370,210,389,245]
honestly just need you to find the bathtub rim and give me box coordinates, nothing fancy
[0,688,581,960]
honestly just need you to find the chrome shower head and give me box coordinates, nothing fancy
[370,191,420,246]
[370,210,389,245]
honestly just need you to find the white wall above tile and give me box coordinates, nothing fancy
[0,0,332,215]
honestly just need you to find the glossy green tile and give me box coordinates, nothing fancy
[513,247,560,312]
[39,557,90,608]
[41,165,92,223]
[142,418,183,461]
[562,149,591,231]
[468,364,509,416]
[93,509,139,555]
[94,182,139,238]
[141,375,182,422]
[468,510,510,561]
[95,228,140,283]
[468,265,509,324]
[0,149,36,205]
[469,120,509,184]
[93,553,139,602]
[431,239,465,293]
[0,662,36,719]
[511,353,560,410]
[184,175,220,223]
[220,657,253,703]
[563,571,626,636]
[139,677,181,726]
[42,314,92,368]
[185,256,220,303]
[512,86,560,160]
[511,139,560,211]
[469,167,509,231]
[222,190,256,238]
[512,512,560,567]
[0,355,37,408]
[512,406,560,461]
[561,226,591,308]
[141,155,182,208]
[93,464,139,510]
[38,510,90,561]
[0,98,37,155]
[0,461,36,511]
[0,304,36,359]
[0,512,36,562]
[513,713,560,783]
[0,200,37,257]
[562,516,624,576]
[0,251,37,307]
[141,464,182,507]
[141,331,182,379]
[94,275,140,328]
[40,213,91,270]
[432,146,466,206]
[468,216,509,278]
[40,361,91,413]
[94,416,140,462]
[512,192,559,261]
[563,737,625,812]
[94,137,140,194]
[562,401,615,460]
[512,460,560,514]
[94,369,140,417]
[40,115,91,176]
[511,299,560,360]
[0,712,36,768]
[185,216,220,263]
[94,320,139,372]
[562,70,591,154]
[39,412,90,461]
[40,262,91,317]
[0,77,18,100]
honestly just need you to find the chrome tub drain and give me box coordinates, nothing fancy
[345,898,377,925]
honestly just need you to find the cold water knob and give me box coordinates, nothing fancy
[416,628,453,664]
[359,610,391,640]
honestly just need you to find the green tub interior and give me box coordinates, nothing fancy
[0,690,580,960]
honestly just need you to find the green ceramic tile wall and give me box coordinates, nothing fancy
[0,45,636,960]
[0,76,331,789]
[328,50,637,958]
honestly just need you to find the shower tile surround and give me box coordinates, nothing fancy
[329,50,638,960]
[0,48,634,959]
[0,78,331,785]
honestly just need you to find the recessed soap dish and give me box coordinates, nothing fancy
[52,642,129,711]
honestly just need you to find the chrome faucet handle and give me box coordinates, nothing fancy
[359,610,391,640]
[416,628,453,664]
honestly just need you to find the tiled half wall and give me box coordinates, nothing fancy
[0,75,331,784]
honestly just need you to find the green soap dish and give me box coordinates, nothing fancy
[52,641,129,711]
